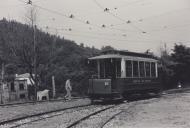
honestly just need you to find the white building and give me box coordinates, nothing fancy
[15,73,35,86]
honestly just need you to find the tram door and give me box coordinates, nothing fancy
[99,59,121,91]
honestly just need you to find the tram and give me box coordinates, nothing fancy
[88,50,161,100]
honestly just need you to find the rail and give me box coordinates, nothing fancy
[66,105,116,128]
[0,104,91,127]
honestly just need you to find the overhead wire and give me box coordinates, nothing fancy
[79,0,145,15]
[92,0,147,33]
[39,25,189,45]
[102,5,190,35]
[58,32,190,45]
[17,0,190,46]
[110,7,190,29]
[17,0,139,34]
[41,26,129,37]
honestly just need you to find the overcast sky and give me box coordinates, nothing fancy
[1,0,190,55]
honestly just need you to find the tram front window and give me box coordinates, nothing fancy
[99,59,121,78]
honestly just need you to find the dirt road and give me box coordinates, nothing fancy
[105,92,190,128]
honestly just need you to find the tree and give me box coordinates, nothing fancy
[159,44,175,89]
[171,44,190,85]
[0,18,101,97]
[101,45,115,52]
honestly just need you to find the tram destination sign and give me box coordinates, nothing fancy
[132,79,152,83]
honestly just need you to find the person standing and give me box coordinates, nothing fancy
[178,81,182,89]
[65,79,72,100]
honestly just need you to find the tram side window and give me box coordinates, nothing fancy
[133,61,139,77]
[126,60,132,77]
[116,60,121,78]
[139,61,145,77]
[100,60,105,78]
[151,62,156,77]
[145,62,151,77]
[104,60,112,78]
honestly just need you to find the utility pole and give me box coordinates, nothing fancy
[27,0,37,101]
[0,63,5,104]
[52,76,56,98]
[33,24,37,101]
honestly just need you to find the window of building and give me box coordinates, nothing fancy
[139,61,145,77]
[126,60,132,77]
[145,62,151,77]
[133,61,139,77]
[151,62,156,77]
[19,83,24,90]
[10,82,15,92]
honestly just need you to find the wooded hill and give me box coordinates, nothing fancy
[0,18,99,96]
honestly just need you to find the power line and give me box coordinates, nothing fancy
[92,0,147,33]
[44,26,190,45]
[18,0,142,34]
[18,0,190,42]
[41,26,130,38]
[39,24,190,46]
[110,7,190,28]
[19,0,148,34]
[74,0,146,17]
[139,20,190,33]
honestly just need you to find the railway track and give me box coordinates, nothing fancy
[0,104,92,128]
[1,90,172,128]
[66,105,116,128]
[100,110,123,128]
[65,102,131,128]
[0,104,117,128]
[1,89,188,128]
[0,103,125,128]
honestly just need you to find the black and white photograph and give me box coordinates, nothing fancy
[0,0,190,127]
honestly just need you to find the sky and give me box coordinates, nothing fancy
[0,0,190,55]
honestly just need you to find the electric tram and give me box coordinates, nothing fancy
[88,50,161,100]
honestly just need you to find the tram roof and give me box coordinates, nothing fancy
[89,50,158,62]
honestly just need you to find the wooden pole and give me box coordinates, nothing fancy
[33,25,37,101]
[1,63,5,104]
[52,76,56,98]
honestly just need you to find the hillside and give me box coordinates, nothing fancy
[0,18,99,95]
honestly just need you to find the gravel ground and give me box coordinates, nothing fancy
[0,98,91,123]
[76,103,128,128]
[13,105,112,128]
[2,91,190,128]
[104,92,190,128]
[9,102,129,128]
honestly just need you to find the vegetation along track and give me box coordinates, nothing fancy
[0,104,91,128]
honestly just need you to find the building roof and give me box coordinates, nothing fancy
[15,73,34,85]
[16,73,32,78]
